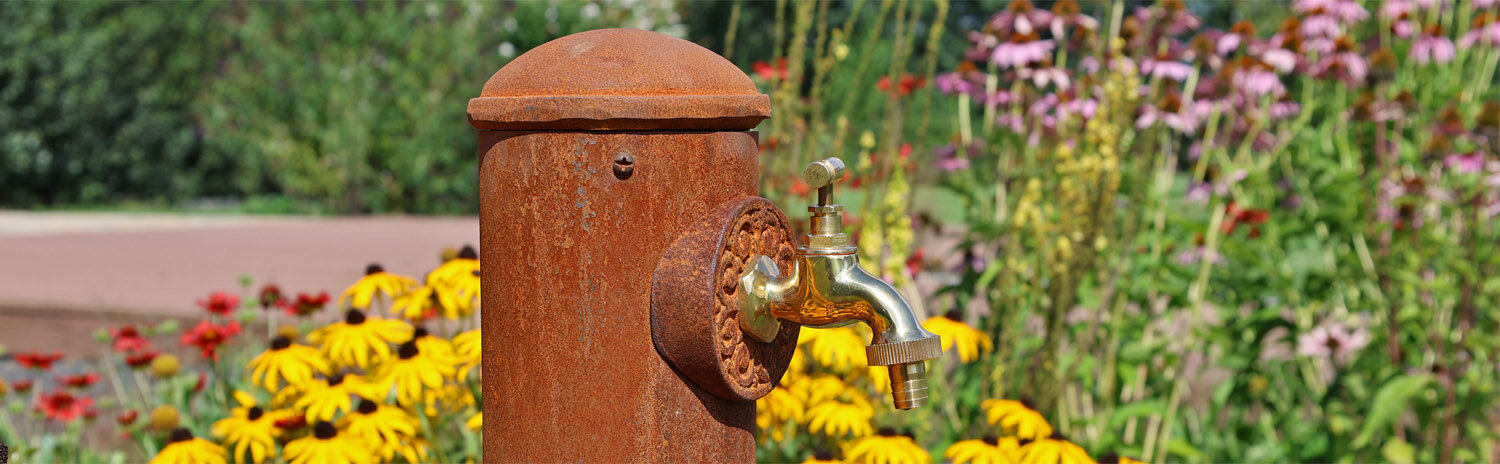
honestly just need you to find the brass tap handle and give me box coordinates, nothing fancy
[802,157,845,206]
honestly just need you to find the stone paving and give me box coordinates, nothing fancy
[0,211,478,356]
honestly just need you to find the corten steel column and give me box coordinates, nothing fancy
[471,29,800,462]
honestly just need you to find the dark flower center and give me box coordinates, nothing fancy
[365,263,384,275]
[398,341,420,360]
[458,245,478,260]
[270,336,292,350]
[413,327,430,339]
[247,406,264,421]
[814,450,834,460]
[358,399,379,414]
[328,374,346,387]
[1019,396,1037,410]
[877,427,898,437]
[314,421,337,439]
[982,435,999,446]
[170,428,194,443]
[345,310,367,325]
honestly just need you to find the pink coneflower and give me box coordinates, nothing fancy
[1141,51,1194,82]
[991,32,1054,69]
[1175,244,1223,265]
[1294,0,1368,38]
[1411,25,1457,64]
[1137,92,1198,133]
[1233,64,1285,98]
[1218,21,1259,56]
[1477,0,1500,8]
[1446,152,1487,173]
[1382,0,1416,38]
[1297,319,1370,366]
[988,0,1052,38]
[1460,13,1500,48]
[1020,59,1071,89]
[1030,89,1097,127]
[935,61,985,98]
[1271,96,1302,120]
[932,143,971,172]
[1313,36,1367,85]
[1135,0,1201,37]
[1048,0,1099,38]
[1258,48,1299,74]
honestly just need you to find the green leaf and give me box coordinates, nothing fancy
[1108,399,1166,428]
[1381,438,1416,464]
[1353,374,1432,448]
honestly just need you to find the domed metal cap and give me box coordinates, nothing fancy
[468,28,771,131]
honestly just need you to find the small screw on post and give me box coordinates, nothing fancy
[613,153,635,180]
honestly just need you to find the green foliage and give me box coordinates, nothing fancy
[0,3,225,207]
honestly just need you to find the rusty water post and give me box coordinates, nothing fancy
[470,29,800,462]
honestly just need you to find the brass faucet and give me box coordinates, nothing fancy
[739,157,942,410]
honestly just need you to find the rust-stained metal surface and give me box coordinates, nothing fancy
[468,28,770,131]
[479,130,765,462]
[651,196,800,402]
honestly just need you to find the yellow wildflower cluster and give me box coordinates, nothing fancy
[150,251,484,464]
[938,399,1102,464]
[758,310,997,462]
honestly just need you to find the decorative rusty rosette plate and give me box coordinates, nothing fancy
[651,196,800,402]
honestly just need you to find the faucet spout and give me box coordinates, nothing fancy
[737,156,942,410]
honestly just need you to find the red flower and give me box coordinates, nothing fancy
[282,291,331,317]
[906,249,926,276]
[877,74,927,96]
[193,372,208,394]
[899,143,914,160]
[36,391,94,422]
[118,409,138,426]
[790,180,811,196]
[14,352,63,371]
[259,284,285,310]
[57,373,100,389]
[124,351,159,369]
[111,325,151,353]
[753,58,789,81]
[180,320,242,360]
[196,291,241,317]
[274,414,308,430]
[1221,202,1271,237]
[14,379,34,393]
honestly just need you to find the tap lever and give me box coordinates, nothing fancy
[802,157,845,206]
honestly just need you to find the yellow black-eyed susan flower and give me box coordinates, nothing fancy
[377,340,457,406]
[844,428,933,463]
[923,310,994,362]
[341,398,428,463]
[945,436,1021,464]
[392,284,462,321]
[806,326,868,372]
[248,336,330,390]
[795,374,854,405]
[409,326,455,357]
[284,421,373,464]
[805,385,875,439]
[467,411,483,430]
[339,264,416,310]
[453,328,481,381]
[422,382,475,417]
[802,450,842,464]
[756,386,805,441]
[309,310,414,368]
[150,428,228,464]
[294,374,386,422]
[428,245,481,316]
[212,391,289,464]
[983,398,1053,440]
[1015,433,1095,464]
